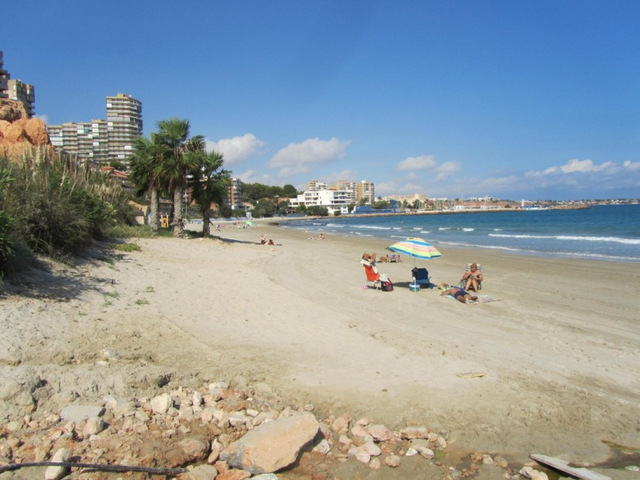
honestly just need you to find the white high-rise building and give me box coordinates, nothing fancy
[106,93,143,162]
[48,93,142,165]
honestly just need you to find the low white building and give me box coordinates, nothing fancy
[290,189,353,214]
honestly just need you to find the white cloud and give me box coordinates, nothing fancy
[234,169,273,185]
[540,158,617,175]
[269,137,351,177]
[324,170,358,184]
[623,160,640,171]
[397,155,437,171]
[376,180,424,196]
[435,161,461,180]
[205,133,265,165]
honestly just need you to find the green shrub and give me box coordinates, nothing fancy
[0,168,16,277]
[1,149,137,262]
[113,242,141,252]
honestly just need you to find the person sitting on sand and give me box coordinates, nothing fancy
[440,286,478,304]
[259,234,267,245]
[318,233,326,240]
[361,252,377,265]
[461,263,483,291]
[268,239,275,246]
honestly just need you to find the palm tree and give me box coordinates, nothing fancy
[154,118,205,237]
[189,150,230,237]
[128,136,161,231]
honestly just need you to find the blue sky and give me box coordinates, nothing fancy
[4,0,639,200]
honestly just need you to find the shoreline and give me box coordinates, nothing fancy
[2,223,639,477]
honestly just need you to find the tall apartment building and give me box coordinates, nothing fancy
[0,50,36,117]
[7,79,36,117]
[48,120,110,164]
[48,93,142,165]
[106,93,143,162]
[228,178,243,209]
[356,180,375,204]
[305,179,327,191]
[330,180,357,204]
[0,52,9,100]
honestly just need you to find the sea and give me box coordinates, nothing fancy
[281,204,640,263]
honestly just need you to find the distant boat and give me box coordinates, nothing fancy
[521,199,549,211]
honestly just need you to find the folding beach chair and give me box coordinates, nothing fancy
[411,267,432,289]
[459,263,482,290]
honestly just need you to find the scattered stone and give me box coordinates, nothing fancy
[312,439,331,454]
[82,416,105,437]
[217,469,252,480]
[44,447,70,480]
[366,424,394,442]
[60,405,105,422]
[400,426,430,439]
[177,464,219,480]
[331,413,351,433]
[520,466,549,480]
[150,392,174,414]
[385,454,402,467]
[222,412,319,474]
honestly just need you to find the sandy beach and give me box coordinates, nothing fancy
[1,219,639,476]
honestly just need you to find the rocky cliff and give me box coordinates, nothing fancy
[0,99,51,160]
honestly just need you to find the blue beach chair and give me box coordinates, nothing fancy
[411,267,432,289]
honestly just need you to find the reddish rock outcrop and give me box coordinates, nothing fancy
[0,99,51,160]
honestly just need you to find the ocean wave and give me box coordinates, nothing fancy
[489,233,640,245]
[463,228,475,232]
[439,240,640,263]
[355,225,394,231]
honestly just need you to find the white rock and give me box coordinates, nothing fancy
[363,441,382,456]
[60,405,104,422]
[312,439,331,454]
[482,453,494,464]
[150,393,173,414]
[416,446,435,458]
[222,412,319,474]
[355,447,371,464]
[520,466,549,480]
[44,448,71,480]
[83,416,105,437]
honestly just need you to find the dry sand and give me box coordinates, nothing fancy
[1,219,639,471]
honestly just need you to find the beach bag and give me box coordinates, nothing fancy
[380,278,394,292]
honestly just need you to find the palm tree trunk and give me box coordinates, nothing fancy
[172,187,184,237]
[202,209,211,237]
[150,187,159,231]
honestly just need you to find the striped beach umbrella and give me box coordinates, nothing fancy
[387,237,442,260]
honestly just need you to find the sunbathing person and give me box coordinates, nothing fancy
[440,286,478,304]
[462,263,483,291]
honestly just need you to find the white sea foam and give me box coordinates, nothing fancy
[489,233,640,245]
